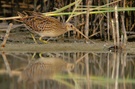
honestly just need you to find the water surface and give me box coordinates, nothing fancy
[0,51,135,89]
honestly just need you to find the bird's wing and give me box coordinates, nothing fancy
[33,16,65,31]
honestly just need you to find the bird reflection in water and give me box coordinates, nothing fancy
[18,57,74,83]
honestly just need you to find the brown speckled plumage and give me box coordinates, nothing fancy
[17,11,89,43]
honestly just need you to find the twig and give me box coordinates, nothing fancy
[129,23,135,31]
[89,31,100,38]
[0,16,20,20]
[1,23,13,47]
[90,15,104,37]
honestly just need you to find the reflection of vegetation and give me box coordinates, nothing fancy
[56,74,135,85]
[1,52,135,89]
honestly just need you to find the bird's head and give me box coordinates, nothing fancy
[66,63,74,71]
[65,23,75,31]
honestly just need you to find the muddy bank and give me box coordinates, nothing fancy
[0,42,135,52]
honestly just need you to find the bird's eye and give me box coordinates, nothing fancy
[70,25,73,28]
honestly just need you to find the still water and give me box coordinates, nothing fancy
[0,51,135,89]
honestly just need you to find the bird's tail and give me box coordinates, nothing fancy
[25,11,42,16]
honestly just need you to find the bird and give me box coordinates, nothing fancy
[17,11,89,43]
[18,57,74,83]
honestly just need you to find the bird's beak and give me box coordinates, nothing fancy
[74,27,89,40]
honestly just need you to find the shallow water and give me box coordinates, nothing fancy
[0,51,135,89]
[1,25,135,89]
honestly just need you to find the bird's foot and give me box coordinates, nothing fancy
[39,37,48,44]
[41,40,48,44]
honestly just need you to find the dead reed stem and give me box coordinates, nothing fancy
[107,0,110,41]
[85,0,90,37]
[121,15,127,46]
[111,19,116,46]
[1,23,13,47]
[85,0,91,43]
[115,6,120,47]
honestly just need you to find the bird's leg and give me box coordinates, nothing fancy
[31,52,36,59]
[31,34,38,44]
[39,37,48,44]
[39,52,43,58]
[31,52,43,59]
